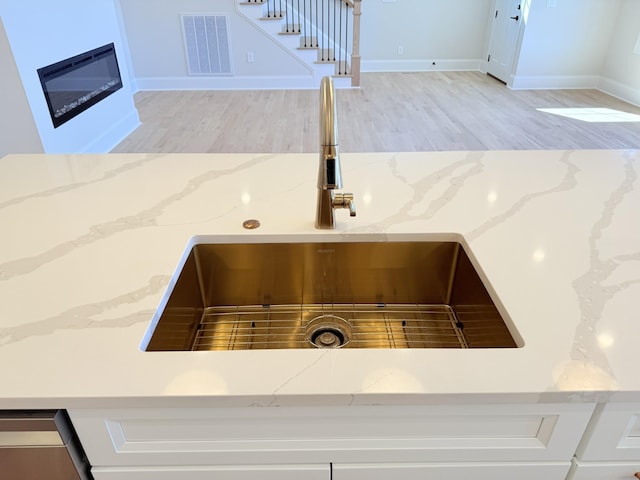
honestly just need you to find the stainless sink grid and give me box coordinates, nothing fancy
[192,303,469,350]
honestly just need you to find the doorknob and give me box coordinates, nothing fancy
[510,15,519,20]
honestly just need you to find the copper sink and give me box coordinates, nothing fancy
[142,239,521,351]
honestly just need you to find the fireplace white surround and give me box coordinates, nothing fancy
[0,0,139,154]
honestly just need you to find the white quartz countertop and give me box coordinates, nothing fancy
[0,150,639,408]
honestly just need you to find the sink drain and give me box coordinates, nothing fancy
[306,315,352,349]
[311,328,345,348]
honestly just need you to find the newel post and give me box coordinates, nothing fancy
[351,0,362,87]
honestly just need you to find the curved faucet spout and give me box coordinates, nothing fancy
[315,76,356,229]
[320,76,339,150]
[318,76,342,190]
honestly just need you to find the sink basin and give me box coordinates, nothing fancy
[142,238,521,351]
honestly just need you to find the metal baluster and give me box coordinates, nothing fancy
[338,1,343,73]
[291,0,295,33]
[315,0,319,47]
[325,0,332,61]
[307,0,311,49]
[327,0,330,61]
[321,0,325,61]
[297,0,301,33]
[303,0,307,47]
[333,0,337,60]
[345,2,350,75]
[307,0,311,48]
[308,0,311,48]
[285,0,290,32]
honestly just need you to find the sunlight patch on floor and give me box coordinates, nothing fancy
[537,108,640,123]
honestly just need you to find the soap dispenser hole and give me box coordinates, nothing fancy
[242,219,261,229]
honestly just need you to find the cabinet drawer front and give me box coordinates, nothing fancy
[577,403,640,461]
[332,462,571,480]
[92,465,329,480]
[69,404,595,467]
[567,461,640,480]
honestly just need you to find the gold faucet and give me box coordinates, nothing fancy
[315,76,356,229]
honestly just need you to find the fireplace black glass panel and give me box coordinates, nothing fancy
[37,43,123,128]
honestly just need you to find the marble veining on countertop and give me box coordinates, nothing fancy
[0,150,638,408]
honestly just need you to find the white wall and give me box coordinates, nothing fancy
[116,0,639,106]
[360,0,493,72]
[599,0,640,106]
[512,0,622,89]
[0,0,139,153]
[117,0,311,90]
[0,17,43,157]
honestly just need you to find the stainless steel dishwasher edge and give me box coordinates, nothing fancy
[0,410,92,480]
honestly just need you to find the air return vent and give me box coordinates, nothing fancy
[181,15,232,75]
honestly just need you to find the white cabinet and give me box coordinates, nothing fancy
[576,403,640,462]
[69,403,595,479]
[567,462,640,480]
[567,402,640,480]
[332,462,572,480]
[91,465,329,480]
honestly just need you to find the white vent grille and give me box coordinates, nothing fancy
[182,15,232,75]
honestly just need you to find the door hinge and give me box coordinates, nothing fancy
[488,54,491,62]
[495,9,499,18]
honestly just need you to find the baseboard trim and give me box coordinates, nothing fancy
[81,109,141,153]
[598,76,640,107]
[361,59,482,73]
[510,75,600,90]
[136,75,317,91]
[133,72,640,106]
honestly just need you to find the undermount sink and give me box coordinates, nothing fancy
[142,237,521,351]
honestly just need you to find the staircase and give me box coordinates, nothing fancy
[236,0,361,88]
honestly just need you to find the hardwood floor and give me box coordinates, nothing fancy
[112,72,640,153]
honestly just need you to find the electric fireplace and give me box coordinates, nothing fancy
[37,43,123,128]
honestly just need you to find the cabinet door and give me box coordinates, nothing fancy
[567,460,640,480]
[69,403,595,467]
[576,403,640,462]
[92,464,329,480]
[332,462,571,480]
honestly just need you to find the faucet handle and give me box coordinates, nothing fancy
[333,193,356,217]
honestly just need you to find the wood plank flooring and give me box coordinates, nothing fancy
[112,72,640,153]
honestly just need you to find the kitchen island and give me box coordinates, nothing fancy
[1,150,639,479]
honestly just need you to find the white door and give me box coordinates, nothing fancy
[486,0,522,83]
